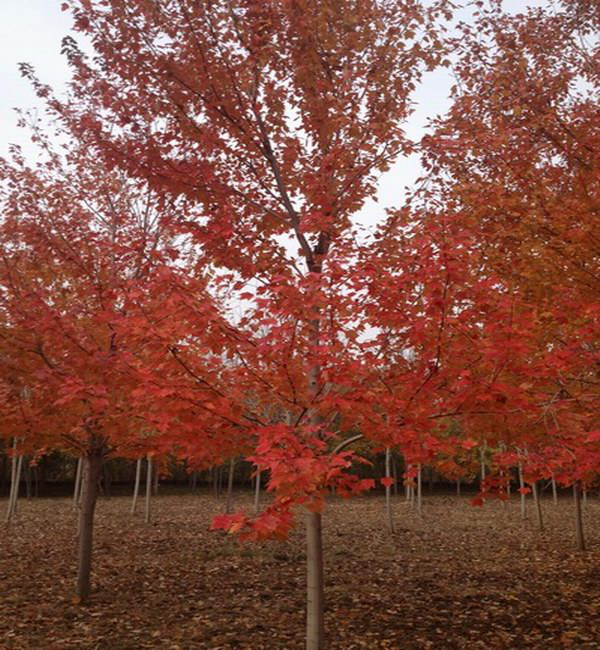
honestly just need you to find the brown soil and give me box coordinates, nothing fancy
[1,492,599,649]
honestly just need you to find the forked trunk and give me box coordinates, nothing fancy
[76,451,102,604]
[574,482,585,551]
[306,510,325,650]
[131,457,142,515]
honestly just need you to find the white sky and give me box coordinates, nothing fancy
[0,1,549,226]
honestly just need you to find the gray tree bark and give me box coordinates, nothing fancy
[574,482,585,551]
[76,450,102,604]
[145,455,152,523]
[131,457,142,515]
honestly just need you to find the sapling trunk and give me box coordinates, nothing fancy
[518,462,527,519]
[306,510,325,650]
[212,466,219,499]
[152,463,159,497]
[225,458,235,514]
[392,456,398,497]
[25,459,32,500]
[131,458,142,515]
[253,466,261,515]
[456,478,461,496]
[102,461,112,498]
[531,481,544,531]
[76,451,102,604]
[5,439,18,523]
[551,476,558,504]
[480,444,486,484]
[218,464,224,497]
[73,457,83,511]
[10,454,24,518]
[145,455,152,524]
[417,464,422,516]
[384,447,394,533]
[573,482,585,551]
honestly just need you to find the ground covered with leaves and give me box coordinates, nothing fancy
[1,490,599,649]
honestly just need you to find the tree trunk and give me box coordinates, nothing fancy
[417,464,423,516]
[391,456,398,497]
[551,476,558,504]
[456,478,461,496]
[102,461,112,498]
[5,439,18,523]
[384,447,394,533]
[76,450,102,604]
[253,466,261,515]
[531,481,544,531]
[73,457,83,511]
[518,462,527,519]
[11,454,24,517]
[574,482,585,551]
[225,458,235,514]
[145,455,152,523]
[306,510,325,650]
[5,454,16,523]
[218,464,224,497]
[480,444,486,485]
[0,444,6,495]
[25,458,32,500]
[212,466,219,499]
[152,462,159,497]
[131,458,142,515]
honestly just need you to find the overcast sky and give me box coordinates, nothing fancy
[0,1,548,225]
